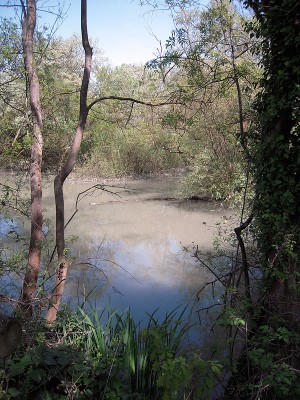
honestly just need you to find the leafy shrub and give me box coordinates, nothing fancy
[0,306,222,399]
[180,150,246,203]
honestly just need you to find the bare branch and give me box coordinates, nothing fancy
[234,213,254,310]
[87,95,183,111]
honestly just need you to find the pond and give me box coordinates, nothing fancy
[1,173,231,345]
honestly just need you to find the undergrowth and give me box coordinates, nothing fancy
[0,305,222,399]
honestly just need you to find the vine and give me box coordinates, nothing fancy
[244,0,300,308]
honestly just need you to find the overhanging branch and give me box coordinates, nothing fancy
[87,95,183,111]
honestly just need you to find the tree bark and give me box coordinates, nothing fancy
[252,2,300,325]
[20,0,43,318]
[46,0,92,323]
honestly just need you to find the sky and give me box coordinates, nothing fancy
[58,0,175,65]
[0,0,176,66]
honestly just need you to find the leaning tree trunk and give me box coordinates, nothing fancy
[46,0,92,323]
[20,0,43,318]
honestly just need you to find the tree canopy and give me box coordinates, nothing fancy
[1,0,300,398]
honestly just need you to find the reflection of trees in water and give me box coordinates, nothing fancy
[65,239,121,306]
[64,236,217,346]
[1,175,226,339]
[0,216,27,314]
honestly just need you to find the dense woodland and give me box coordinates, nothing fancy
[0,0,299,398]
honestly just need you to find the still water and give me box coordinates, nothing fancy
[1,173,229,341]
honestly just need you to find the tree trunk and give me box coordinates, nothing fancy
[252,2,300,325]
[20,0,43,318]
[46,0,92,323]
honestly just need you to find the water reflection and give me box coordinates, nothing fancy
[2,174,228,342]
[43,176,226,342]
[0,218,19,236]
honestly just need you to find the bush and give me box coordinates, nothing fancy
[79,124,184,178]
[0,306,222,399]
[180,150,247,203]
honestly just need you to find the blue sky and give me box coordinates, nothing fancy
[1,0,175,65]
[56,0,176,65]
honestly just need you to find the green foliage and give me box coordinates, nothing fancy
[157,355,222,400]
[80,123,184,178]
[243,0,300,280]
[180,150,246,202]
[219,3,300,397]
[242,323,300,399]
[0,306,221,399]
[0,2,260,204]
[218,307,246,327]
[144,0,260,202]
[0,18,27,168]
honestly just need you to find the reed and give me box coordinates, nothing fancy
[56,304,191,397]
[1,305,221,399]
